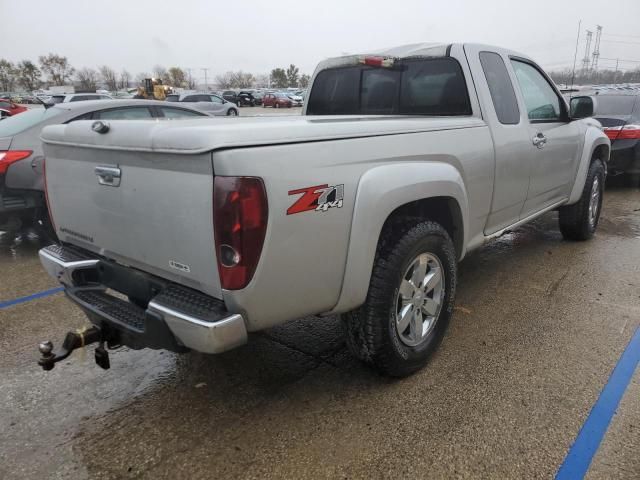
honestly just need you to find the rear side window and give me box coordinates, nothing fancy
[479,52,520,124]
[95,107,153,119]
[307,58,471,116]
[159,107,206,119]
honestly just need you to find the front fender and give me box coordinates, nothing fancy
[568,123,610,205]
[330,162,468,314]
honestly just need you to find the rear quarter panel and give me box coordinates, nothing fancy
[214,124,494,330]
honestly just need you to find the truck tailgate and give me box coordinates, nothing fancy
[42,124,222,299]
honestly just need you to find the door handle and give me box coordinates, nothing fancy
[95,165,121,187]
[532,133,547,148]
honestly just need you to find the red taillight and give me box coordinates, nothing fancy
[0,150,32,175]
[213,176,268,290]
[604,125,640,141]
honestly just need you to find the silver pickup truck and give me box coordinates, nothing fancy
[37,43,609,377]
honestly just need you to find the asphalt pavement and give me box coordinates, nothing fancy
[0,140,638,478]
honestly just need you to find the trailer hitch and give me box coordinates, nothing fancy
[37,326,111,371]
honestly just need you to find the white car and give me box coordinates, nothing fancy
[47,93,113,104]
[287,93,303,106]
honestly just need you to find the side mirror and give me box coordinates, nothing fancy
[570,96,594,120]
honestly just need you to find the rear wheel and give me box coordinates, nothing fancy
[342,220,457,377]
[559,159,605,240]
[275,103,280,109]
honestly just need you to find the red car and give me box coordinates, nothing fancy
[0,98,28,119]
[262,92,292,108]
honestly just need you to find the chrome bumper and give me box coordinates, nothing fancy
[38,245,247,354]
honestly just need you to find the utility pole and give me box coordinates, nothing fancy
[186,68,193,89]
[582,30,593,75]
[201,68,209,91]
[614,58,619,83]
[570,20,581,88]
[591,25,602,75]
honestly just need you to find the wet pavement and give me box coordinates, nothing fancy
[0,183,638,479]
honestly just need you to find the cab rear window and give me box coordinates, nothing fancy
[307,57,471,116]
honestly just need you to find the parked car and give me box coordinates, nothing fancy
[253,91,264,105]
[36,43,608,377]
[286,92,303,106]
[222,90,238,104]
[262,91,293,108]
[0,98,28,118]
[176,92,238,116]
[236,91,256,107]
[570,91,640,183]
[47,93,113,105]
[0,100,212,233]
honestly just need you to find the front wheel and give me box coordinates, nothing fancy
[342,220,457,377]
[558,159,605,240]
[227,108,238,116]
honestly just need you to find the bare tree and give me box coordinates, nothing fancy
[167,67,186,87]
[153,65,168,83]
[16,60,41,91]
[186,70,197,89]
[135,72,150,86]
[39,53,74,85]
[0,59,17,91]
[99,65,118,91]
[215,72,234,89]
[76,67,100,91]
[119,69,131,89]
[254,74,270,88]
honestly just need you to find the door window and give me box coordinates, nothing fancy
[209,95,224,104]
[511,60,562,121]
[479,52,520,124]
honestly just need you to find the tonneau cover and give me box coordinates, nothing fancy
[40,115,485,154]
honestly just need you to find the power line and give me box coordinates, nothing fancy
[600,39,640,46]
[603,33,640,39]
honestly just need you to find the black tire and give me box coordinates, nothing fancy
[559,159,605,241]
[275,103,280,109]
[342,220,457,377]
[227,108,238,116]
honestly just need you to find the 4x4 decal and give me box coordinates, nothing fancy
[287,184,344,215]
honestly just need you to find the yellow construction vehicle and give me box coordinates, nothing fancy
[135,78,172,100]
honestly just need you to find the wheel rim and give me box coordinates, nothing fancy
[228,109,237,116]
[588,176,601,228]
[395,253,445,347]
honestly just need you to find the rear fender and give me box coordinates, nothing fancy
[568,124,610,205]
[330,162,468,314]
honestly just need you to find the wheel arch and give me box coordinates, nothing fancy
[568,125,610,204]
[329,162,468,314]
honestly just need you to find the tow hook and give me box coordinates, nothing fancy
[37,326,110,371]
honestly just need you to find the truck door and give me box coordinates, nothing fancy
[464,46,531,234]
[509,59,582,217]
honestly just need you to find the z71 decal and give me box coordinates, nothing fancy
[287,184,344,215]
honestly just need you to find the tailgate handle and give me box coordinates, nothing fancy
[95,165,121,187]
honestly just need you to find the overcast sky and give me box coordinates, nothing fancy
[2,0,639,82]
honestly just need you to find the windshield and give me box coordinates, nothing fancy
[306,57,471,116]
[0,107,64,137]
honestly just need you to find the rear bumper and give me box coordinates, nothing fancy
[39,244,247,354]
